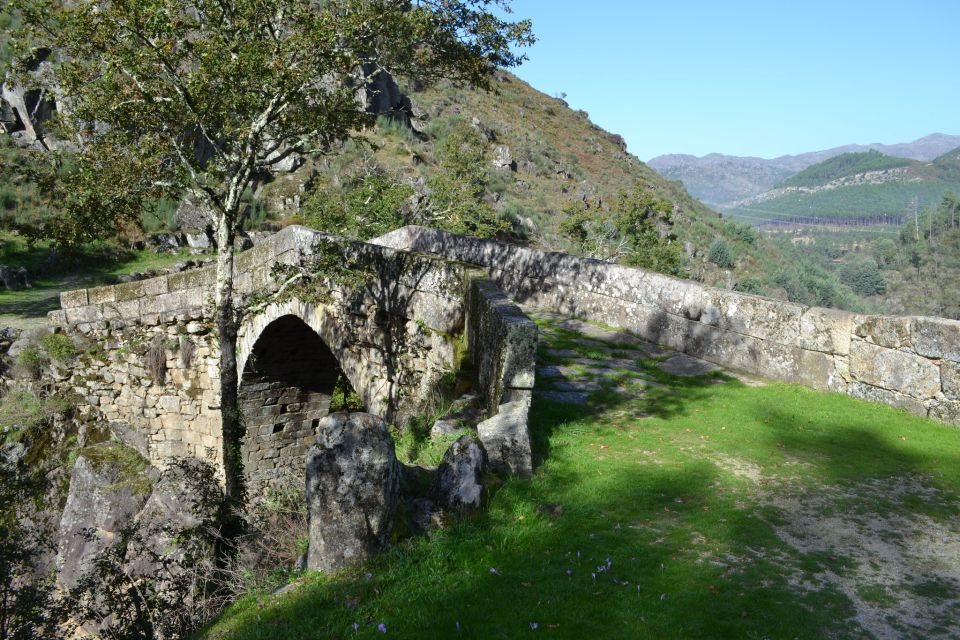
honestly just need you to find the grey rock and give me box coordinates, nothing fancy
[175,196,212,231]
[56,445,157,592]
[434,435,487,513]
[306,413,401,572]
[124,459,221,584]
[429,419,463,439]
[184,231,213,249]
[492,145,516,171]
[476,400,532,478]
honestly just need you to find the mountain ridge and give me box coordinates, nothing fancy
[649,133,960,207]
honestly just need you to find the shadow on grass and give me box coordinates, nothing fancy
[202,455,856,640]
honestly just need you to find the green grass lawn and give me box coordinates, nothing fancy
[0,232,212,330]
[201,316,960,639]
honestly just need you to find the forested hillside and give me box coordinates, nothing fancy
[781,151,913,188]
[725,147,960,227]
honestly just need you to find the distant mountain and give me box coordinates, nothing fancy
[649,133,960,207]
[723,147,960,225]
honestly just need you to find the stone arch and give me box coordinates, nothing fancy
[236,299,397,492]
[237,313,345,492]
[237,299,392,418]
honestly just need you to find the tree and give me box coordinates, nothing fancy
[558,186,686,278]
[11,0,532,512]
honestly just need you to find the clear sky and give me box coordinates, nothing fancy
[507,0,960,161]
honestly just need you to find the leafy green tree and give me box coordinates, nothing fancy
[708,239,735,269]
[10,0,532,508]
[558,186,686,277]
[303,170,414,241]
[839,258,887,296]
[424,120,505,237]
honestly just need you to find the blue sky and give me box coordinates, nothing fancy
[507,1,960,161]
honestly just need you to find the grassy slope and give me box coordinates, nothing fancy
[201,316,960,640]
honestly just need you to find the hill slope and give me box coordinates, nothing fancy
[649,133,960,206]
[724,147,960,226]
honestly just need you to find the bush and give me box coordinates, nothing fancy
[15,345,48,379]
[734,276,766,295]
[839,258,887,296]
[708,239,735,268]
[725,220,757,245]
[40,333,78,364]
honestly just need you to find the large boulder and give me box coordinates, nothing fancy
[434,435,488,513]
[56,443,157,593]
[306,413,401,573]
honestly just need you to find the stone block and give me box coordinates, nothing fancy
[854,315,912,349]
[60,288,89,309]
[65,305,100,325]
[87,285,117,305]
[142,275,169,296]
[942,361,960,399]
[114,281,145,302]
[848,382,928,417]
[477,400,532,478]
[928,399,960,425]
[798,349,848,392]
[849,339,941,400]
[800,307,855,355]
[911,317,960,362]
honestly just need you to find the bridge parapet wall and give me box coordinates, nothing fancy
[373,226,960,426]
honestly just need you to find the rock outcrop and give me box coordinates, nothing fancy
[305,412,401,572]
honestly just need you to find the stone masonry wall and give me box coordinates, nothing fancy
[48,226,474,478]
[373,226,960,426]
[467,273,539,416]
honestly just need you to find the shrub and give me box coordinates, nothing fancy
[15,345,48,379]
[839,259,887,296]
[40,333,78,364]
[735,276,766,295]
[708,239,735,268]
[147,335,167,384]
[725,220,757,245]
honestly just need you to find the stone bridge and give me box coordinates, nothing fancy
[47,224,960,492]
[48,226,538,490]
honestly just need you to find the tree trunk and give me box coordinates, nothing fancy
[214,218,244,510]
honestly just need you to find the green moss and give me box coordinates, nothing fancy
[81,442,154,496]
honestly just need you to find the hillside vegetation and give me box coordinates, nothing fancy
[780,150,913,188]
[726,147,960,226]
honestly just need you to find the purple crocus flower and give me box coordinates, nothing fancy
[378,623,388,633]
[352,622,360,632]
[530,622,539,630]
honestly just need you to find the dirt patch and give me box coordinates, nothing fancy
[764,476,960,639]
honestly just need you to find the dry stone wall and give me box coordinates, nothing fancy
[373,226,960,426]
